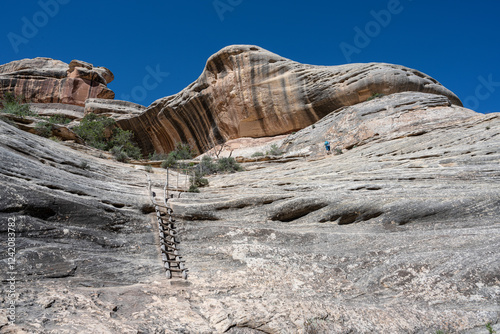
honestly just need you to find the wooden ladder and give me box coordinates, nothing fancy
[147,175,188,279]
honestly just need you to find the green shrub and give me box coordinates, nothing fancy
[188,184,200,193]
[0,115,18,127]
[74,113,142,160]
[73,113,115,148]
[48,114,71,124]
[144,164,153,173]
[161,153,178,169]
[196,155,217,175]
[367,93,385,101]
[170,142,196,160]
[35,121,53,138]
[266,144,283,156]
[195,176,209,187]
[148,151,168,160]
[49,136,61,143]
[251,151,264,157]
[334,147,343,155]
[190,170,209,188]
[216,157,242,173]
[111,146,129,162]
[160,143,196,168]
[194,155,242,176]
[109,127,141,159]
[0,93,36,118]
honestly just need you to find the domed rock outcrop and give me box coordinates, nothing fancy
[118,45,462,154]
[0,57,114,107]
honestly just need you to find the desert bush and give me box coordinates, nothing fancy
[194,155,242,176]
[0,115,18,127]
[74,114,141,161]
[35,121,53,137]
[251,151,264,157]
[266,144,283,156]
[161,154,178,168]
[170,142,196,160]
[111,146,129,162]
[0,93,36,118]
[73,113,115,148]
[367,93,385,101]
[195,175,209,187]
[144,165,153,173]
[486,323,496,334]
[109,127,142,159]
[48,114,71,124]
[148,151,168,160]
[216,157,242,173]
[196,155,217,175]
[160,143,196,169]
[191,170,209,188]
[188,184,200,193]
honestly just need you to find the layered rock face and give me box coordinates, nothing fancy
[119,45,462,154]
[2,47,499,333]
[1,97,499,332]
[84,98,146,121]
[282,91,478,156]
[0,58,114,107]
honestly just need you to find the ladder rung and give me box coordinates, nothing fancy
[163,258,184,263]
[165,268,188,273]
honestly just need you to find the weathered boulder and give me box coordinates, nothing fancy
[0,57,114,107]
[84,98,146,121]
[118,45,462,154]
[29,103,85,120]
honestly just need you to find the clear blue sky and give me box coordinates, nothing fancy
[1,0,499,113]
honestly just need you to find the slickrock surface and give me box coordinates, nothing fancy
[282,91,479,157]
[0,58,114,107]
[1,93,499,333]
[118,45,462,155]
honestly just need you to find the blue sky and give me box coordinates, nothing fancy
[1,0,499,113]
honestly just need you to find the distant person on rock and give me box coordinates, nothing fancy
[324,141,331,154]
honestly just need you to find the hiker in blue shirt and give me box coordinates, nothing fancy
[324,141,331,154]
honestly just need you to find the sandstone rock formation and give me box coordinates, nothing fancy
[282,91,479,157]
[30,103,85,120]
[118,45,462,155]
[0,58,114,107]
[84,98,146,121]
[1,46,499,333]
[1,89,499,332]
